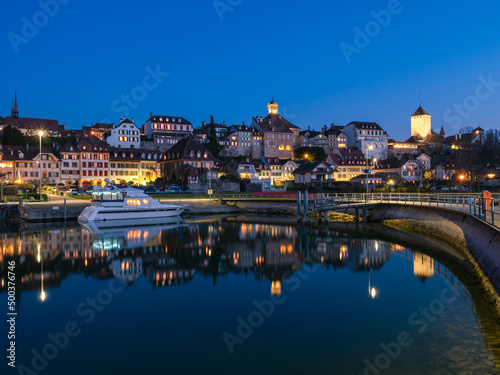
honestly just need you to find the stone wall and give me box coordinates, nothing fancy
[189,181,240,192]
[370,204,500,310]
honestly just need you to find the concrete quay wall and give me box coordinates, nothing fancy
[370,204,500,309]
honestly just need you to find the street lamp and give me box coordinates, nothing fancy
[38,130,44,201]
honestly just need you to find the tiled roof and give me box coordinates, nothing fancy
[3,116,61,131]
[347,121,384,131]
[256,114,296,133]
[411,106,430,116]
[163,137,218,162]
[59,141,77,153]
[292,161,333,174]
[91,123,114,130]
[150,115,192,125]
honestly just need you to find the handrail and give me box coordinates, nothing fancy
[217,192,499,230]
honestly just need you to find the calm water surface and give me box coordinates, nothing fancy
[1,218,500,375]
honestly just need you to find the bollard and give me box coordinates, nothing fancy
[297,191,302,222]
[304,191,309,223]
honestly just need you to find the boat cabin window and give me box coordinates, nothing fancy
[126,199,142,206]
[92,191,125,202]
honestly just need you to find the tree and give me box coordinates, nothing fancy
[481,129,500,165]
[450,127,484,189]
[1,124,25,146]
[206,115,223,159]
[294,147,327,162]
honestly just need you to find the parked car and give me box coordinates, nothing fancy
[66,189,82,196]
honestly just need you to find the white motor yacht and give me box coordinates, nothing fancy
[78,185,184,223]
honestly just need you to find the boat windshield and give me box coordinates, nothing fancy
[91,191,125,202]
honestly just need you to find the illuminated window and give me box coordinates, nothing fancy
[126,199,141,206]
[279,144,284,151]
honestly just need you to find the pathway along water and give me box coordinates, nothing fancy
[0,218,499,375]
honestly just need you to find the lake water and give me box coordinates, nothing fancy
[1,217,500,375]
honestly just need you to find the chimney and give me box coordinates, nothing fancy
[459,132,462,139]
[150,112,153,118]
[308,126,310,131]
[132,118,134,123]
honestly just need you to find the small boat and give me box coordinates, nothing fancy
[78,184,184,223]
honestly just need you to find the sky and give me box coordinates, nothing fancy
[2,0,500,141]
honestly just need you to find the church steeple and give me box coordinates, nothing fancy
[11,87,19,119]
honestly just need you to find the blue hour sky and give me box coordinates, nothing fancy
[2,0,500,141]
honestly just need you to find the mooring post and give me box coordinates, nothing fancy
[297,191,302,222]
[304,191,309,223]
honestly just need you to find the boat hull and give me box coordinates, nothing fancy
[78,205,184,223]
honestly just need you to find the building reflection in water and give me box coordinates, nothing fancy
[0,220,463,303]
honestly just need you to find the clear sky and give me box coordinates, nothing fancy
[2,0,500,140]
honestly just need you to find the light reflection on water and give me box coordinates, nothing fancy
[0,218,499,375]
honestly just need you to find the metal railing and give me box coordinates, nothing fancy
[323,193,499,230]
[217,192,499,230]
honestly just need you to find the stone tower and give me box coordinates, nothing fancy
[411,106,431,139]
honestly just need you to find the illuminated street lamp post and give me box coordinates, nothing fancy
[38,130,44,201]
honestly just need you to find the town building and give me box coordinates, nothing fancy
[1,89,65,136]
[105,118,141,149]
[159,137,218,186]
[220,124,253,158]
[387,138,420,156]
[343,121,389,160]
[59,142,80,186]
[143,113,193,142]
[292,161,334,186]
[327,149,367,182]
[5,145,61,185]
[86,123,114,141]
[251,99,300,160]
[200,121,228,139]
[78,135,110,187]
[0,146,15,182]
[322,124,348,154]
[264,158,298,187]
[445,127,485,149]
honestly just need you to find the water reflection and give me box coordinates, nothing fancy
[0,219,499,374]
[0,220,486,307]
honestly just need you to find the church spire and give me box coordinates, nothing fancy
[11,87,19,118]
[440,125,446,137]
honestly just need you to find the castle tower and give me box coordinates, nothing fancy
[411,106,431,139]
[268,98,278,115]
[413,252,434,283]
[11,87,19,119]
